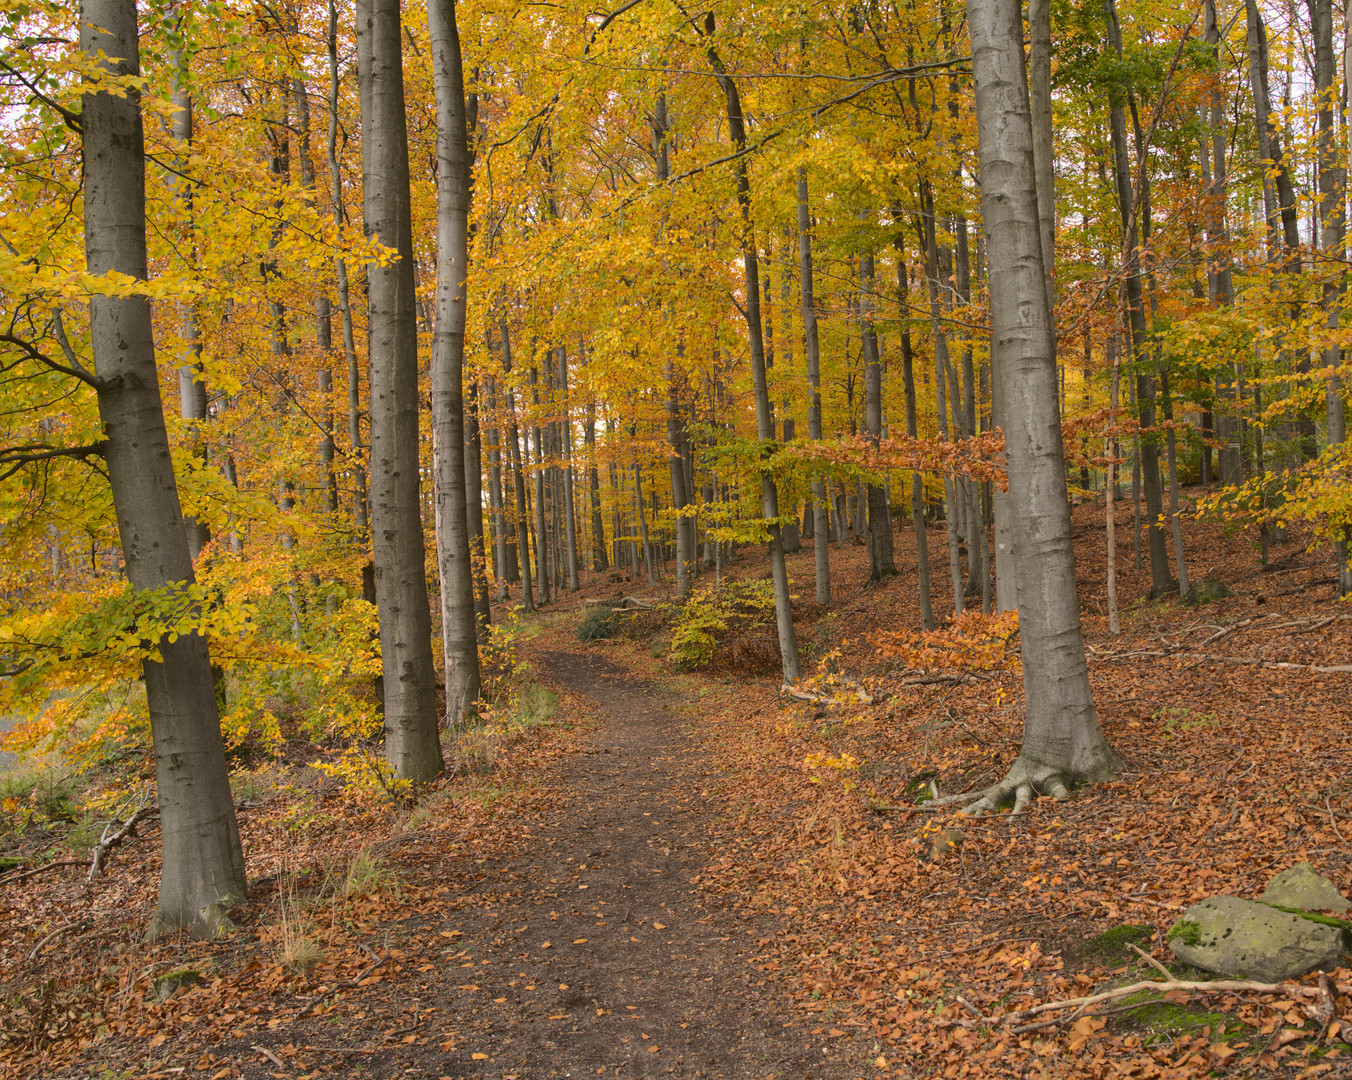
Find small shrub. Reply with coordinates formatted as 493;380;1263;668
668;581;776;670
576;607;619;642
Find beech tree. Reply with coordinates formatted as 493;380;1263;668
955;0;1121;814
428;0;481;727
81;0;246;935
357;0;442;780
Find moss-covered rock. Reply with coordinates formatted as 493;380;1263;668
1168;895;1348;981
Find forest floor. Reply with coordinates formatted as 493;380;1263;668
1;490;1351;1079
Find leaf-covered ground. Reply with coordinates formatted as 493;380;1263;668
1;495;1350;1079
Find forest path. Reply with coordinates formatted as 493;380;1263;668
400;643;871;1079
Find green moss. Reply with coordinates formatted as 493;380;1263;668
1167;919;1203;946
1257;902;1352;931
1086;924;1152;953
1117;992;1243;1044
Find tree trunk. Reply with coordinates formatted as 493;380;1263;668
503;342;535;610
860;239;895;582
797;171;831;605
705;21;801;684
82;0;246;937
357;0;442;779
962;0;1120;812
1309;0;1351;595
169;42;210;563
528;360;550;603
895;245;935;629
1105;0;1170;598
327;0;368;538
427;0;481;726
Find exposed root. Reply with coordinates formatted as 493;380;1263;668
930;759;1074;817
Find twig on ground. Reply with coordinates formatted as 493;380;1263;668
26;920;89;962
1324;798;1348;843
0;859;85;886
295;948;388;1017
1128;942;1172;980
252;1046;285;1068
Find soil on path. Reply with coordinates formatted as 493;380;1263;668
228;644;870;1080
405;646;868;1078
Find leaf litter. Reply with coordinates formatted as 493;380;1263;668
0;503;1349;1078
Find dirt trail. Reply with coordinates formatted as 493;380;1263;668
409;646;869;1079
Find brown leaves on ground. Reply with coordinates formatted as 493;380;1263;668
1;494;1349;1079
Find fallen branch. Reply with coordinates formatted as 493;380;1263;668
963;977;1329;1030
26;920;89;962
89;790;154;880
0;860;85;886
781;681;874;705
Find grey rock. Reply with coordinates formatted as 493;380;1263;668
1261;862;1350;915
1168;895;1348;982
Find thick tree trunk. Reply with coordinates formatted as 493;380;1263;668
82;0;246;937
961;0;1120;813
356;0;443;779
705;22;801;685
428;0;481;726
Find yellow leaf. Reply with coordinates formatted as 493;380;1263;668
472;1052;489;1060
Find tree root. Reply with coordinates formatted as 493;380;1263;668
929;760;1072;817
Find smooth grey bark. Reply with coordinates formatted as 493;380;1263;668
356;0;442;779
953;213;985;602
797;169;830;605
860;239;895;582
428;0;481;726
895;246;934;628
329;0;367;535
957;0;1120;814
1028;0;1055;325
82;0;245;937
705;21;801;684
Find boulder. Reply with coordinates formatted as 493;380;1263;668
1261;862;1350;915
1168;895;1348;982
